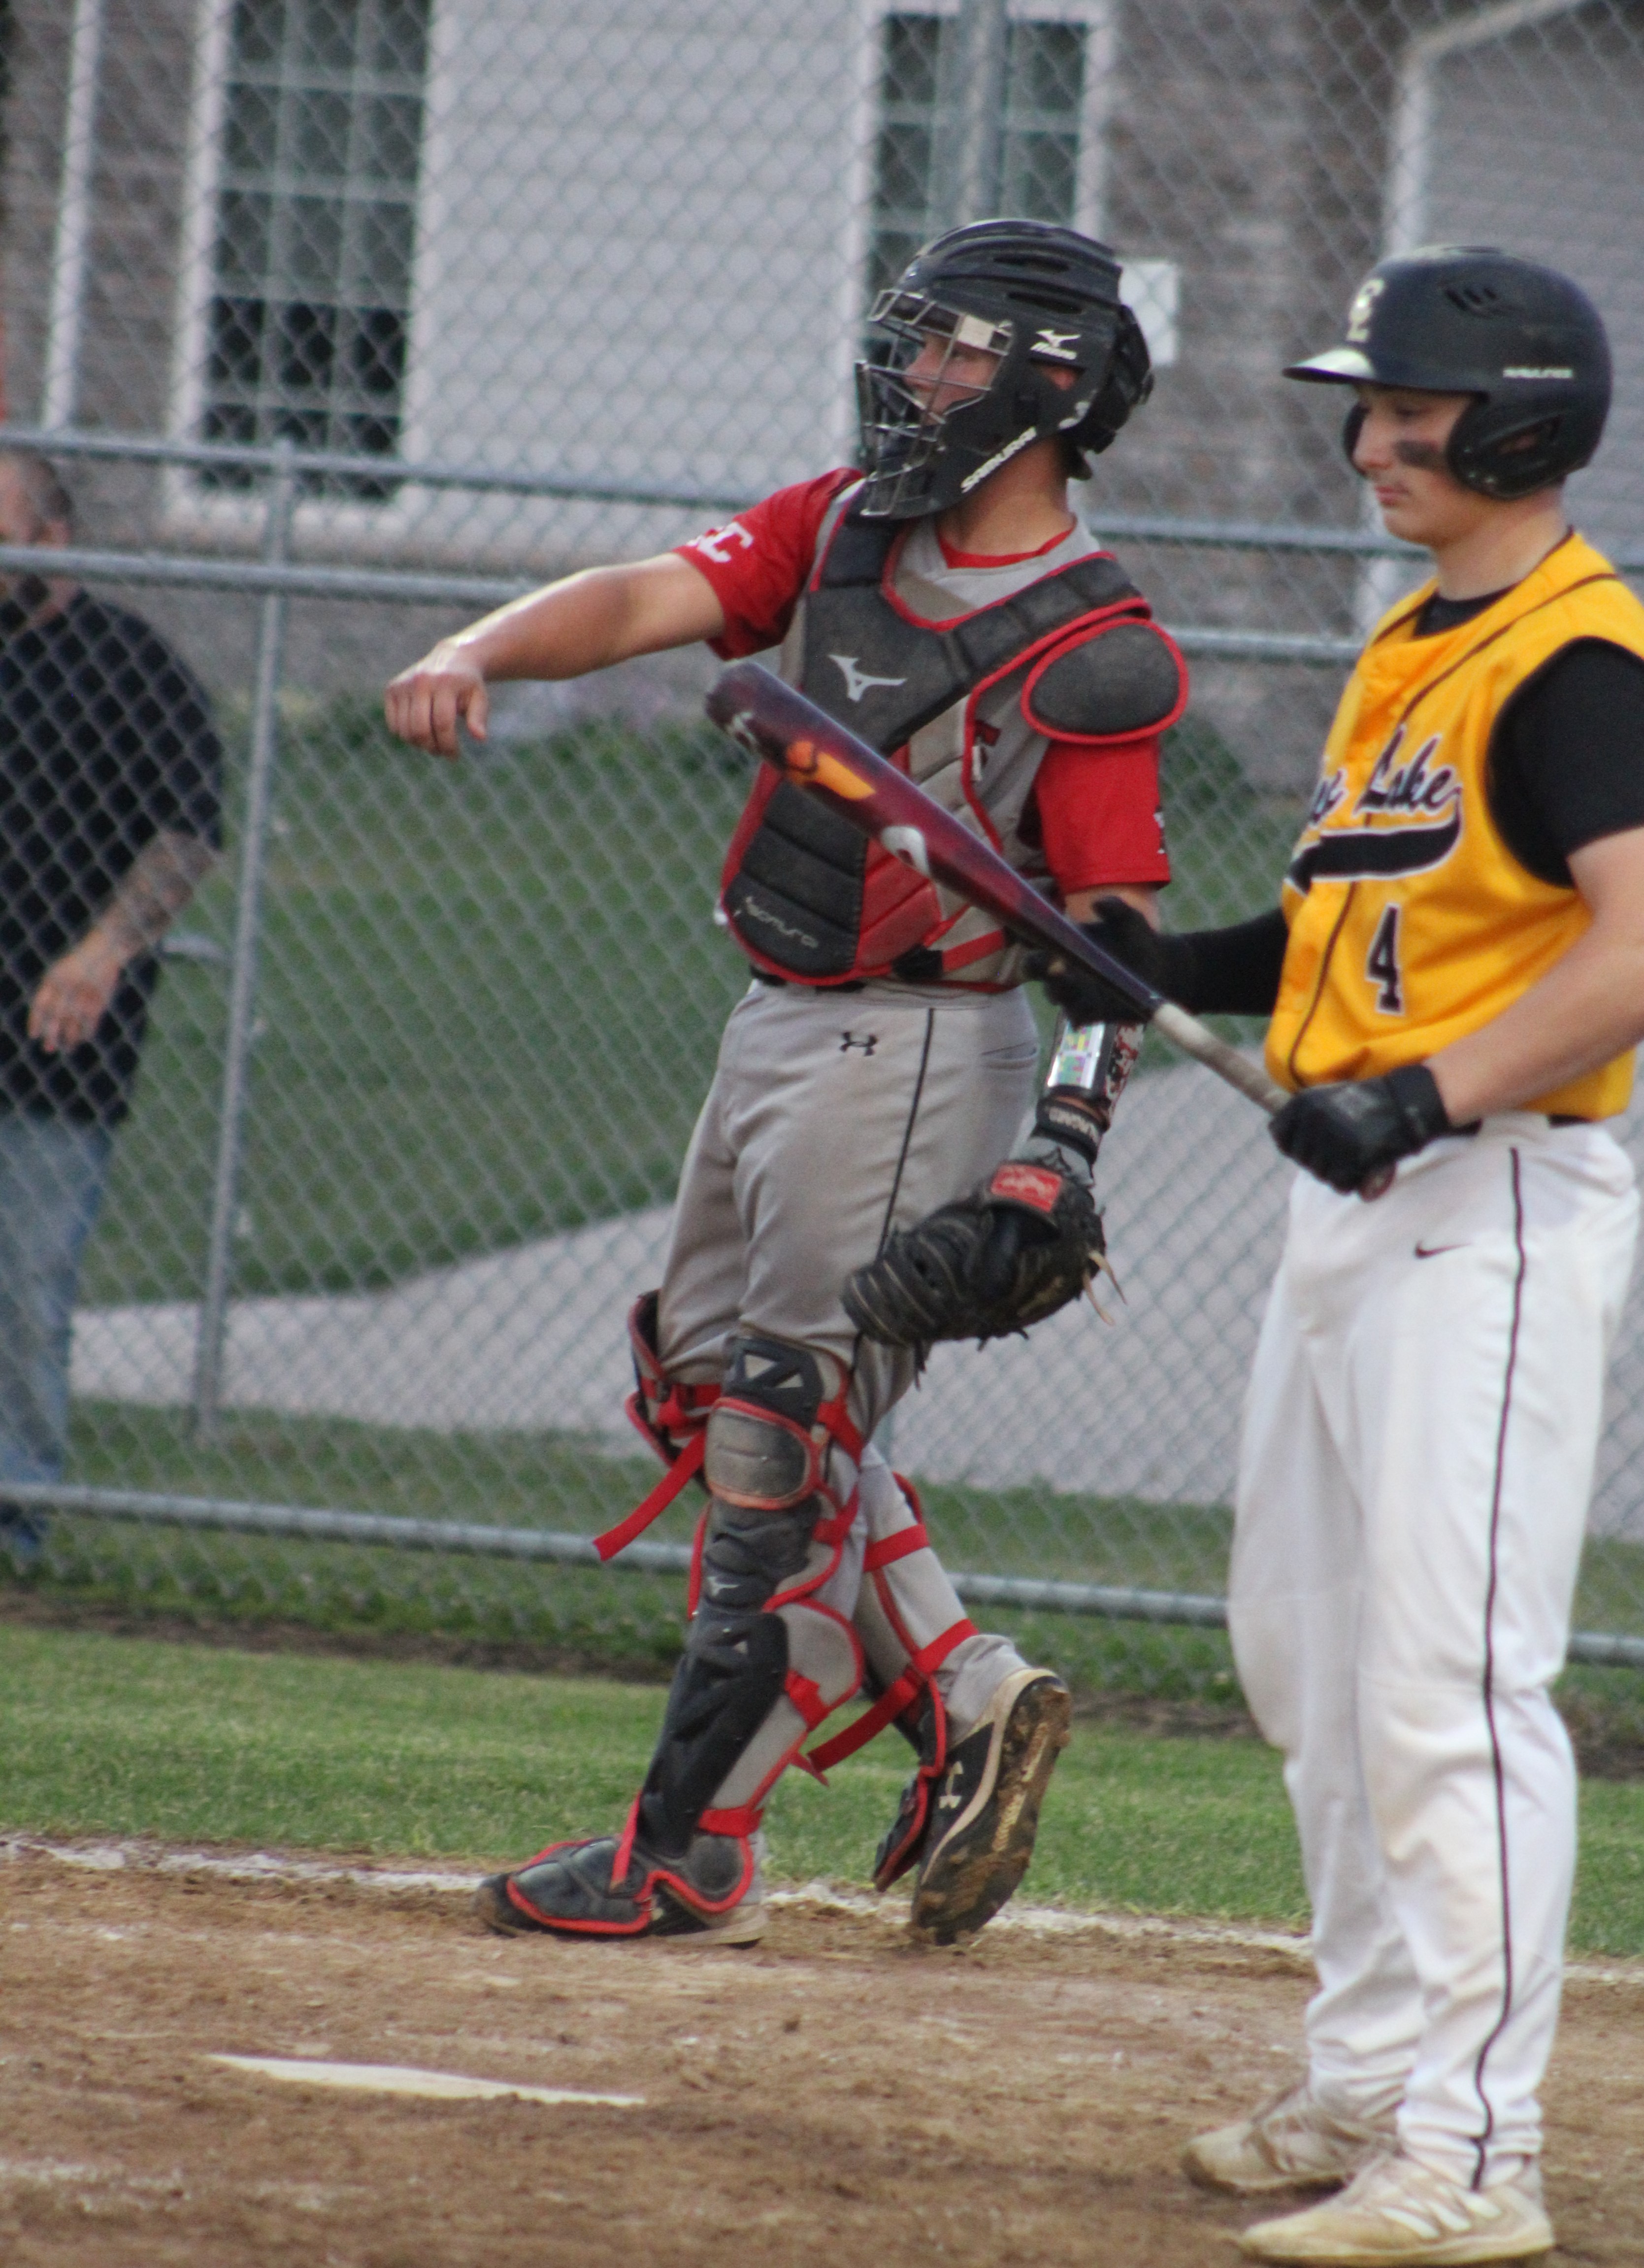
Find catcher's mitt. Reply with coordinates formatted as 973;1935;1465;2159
843;1159;1109;1349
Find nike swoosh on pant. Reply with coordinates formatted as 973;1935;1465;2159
1414;1242;1466;1259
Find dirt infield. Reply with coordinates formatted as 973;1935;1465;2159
1;1851;1640;2267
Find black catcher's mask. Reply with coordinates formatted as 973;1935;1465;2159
854;219;1153;522
1286;245;1611;501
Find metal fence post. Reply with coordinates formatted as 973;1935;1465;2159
191;439;296;1436
937;0;1009;229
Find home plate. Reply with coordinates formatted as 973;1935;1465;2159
208;2055;643;2106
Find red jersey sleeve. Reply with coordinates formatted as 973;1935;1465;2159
1032;734;1172;896
675;469;856;658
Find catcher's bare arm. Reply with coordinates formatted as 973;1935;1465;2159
385;554;724;757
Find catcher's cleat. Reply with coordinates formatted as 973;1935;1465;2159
475;1832;768;1947
1236;2153;1553;2265
907;1666;1071;1944
1184;2079;1397;2196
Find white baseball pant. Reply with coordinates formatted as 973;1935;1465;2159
1231;1114;1637;2184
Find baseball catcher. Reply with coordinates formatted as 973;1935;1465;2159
385;218;1183;1949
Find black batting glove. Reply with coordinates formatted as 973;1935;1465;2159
1026;895;1183;1026
1269;1064;1453;1194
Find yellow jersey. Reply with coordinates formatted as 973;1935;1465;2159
1266;533;1644;1120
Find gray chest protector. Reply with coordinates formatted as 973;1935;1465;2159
718;507;1143;985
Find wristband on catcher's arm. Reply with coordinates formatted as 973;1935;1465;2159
1030;1017;1145;1171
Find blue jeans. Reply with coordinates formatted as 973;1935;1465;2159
0;1111;115;1515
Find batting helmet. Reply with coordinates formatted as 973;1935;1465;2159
1284;246;1611;500
854;220;1153;521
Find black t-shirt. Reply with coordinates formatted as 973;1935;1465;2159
0;593;223;1123
1412;587;1644;884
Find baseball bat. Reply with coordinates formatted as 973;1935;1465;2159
705;660;1288;1121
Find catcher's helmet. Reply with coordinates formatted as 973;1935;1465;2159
854;219;1153;521
1285;246;1610;500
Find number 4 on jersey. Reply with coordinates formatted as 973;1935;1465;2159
1366;904;1404;1014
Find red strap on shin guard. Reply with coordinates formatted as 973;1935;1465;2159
595;1431;706;1563
863;1522;929;1571
697;1803;762;1838
804;1617;978;1774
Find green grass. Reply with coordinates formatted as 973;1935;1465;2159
3;1623;1644;1952
0;1622;1305;1925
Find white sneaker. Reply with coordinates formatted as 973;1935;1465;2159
1184;2078;1396;2195
1237;2153;1554;2265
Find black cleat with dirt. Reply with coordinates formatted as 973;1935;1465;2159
908;1668;1072;1945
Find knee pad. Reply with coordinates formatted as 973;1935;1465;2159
705;1333;852;1512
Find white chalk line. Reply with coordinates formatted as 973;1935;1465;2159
207;2054;643;2107
4;1833;1639;1985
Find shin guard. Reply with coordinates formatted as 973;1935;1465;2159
624;1333;866;1905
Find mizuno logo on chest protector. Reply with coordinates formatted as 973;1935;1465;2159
829;654;907;702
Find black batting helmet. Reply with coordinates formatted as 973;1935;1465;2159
1285;247;1610;501
854;219;1153;521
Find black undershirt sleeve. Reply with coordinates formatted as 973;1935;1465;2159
1159;905;1289;1017
1486;639;1644;885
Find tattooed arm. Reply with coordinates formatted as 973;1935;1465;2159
29;831;219;1055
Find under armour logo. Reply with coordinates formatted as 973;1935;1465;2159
839;1031;878;1055
1033;327;1080;361
830;653;906;703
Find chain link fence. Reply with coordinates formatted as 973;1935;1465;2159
3;0;1644;1695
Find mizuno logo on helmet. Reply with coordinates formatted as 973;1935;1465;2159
1033;328;1081;361
1503;366;1573;379
829;654;907;702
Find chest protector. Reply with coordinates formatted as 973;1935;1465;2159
1267;533;1644;1119
718;490;1167;987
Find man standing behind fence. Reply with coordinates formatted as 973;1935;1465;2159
0;453;223;1566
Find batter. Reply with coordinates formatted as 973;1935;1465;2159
385;221;1182;1947
1040;247;1644;2264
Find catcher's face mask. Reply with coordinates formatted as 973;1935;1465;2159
855;291;1025;520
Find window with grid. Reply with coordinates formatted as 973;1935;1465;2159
866;13;1088;304
204;0;431;491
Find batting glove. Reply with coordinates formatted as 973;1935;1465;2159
1027;897;1186;1025
1270;1064;1453;1194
